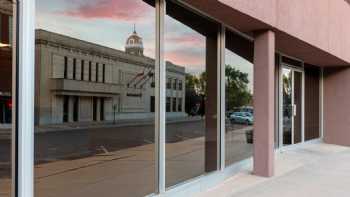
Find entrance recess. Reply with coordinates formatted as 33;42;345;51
280;65;304;147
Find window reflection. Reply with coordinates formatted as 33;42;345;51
225;30;254;166
0;0;14;196
35;0;156;196
165;1;219;187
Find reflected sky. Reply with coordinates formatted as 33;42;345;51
36;0;206;75
36;0;253;77
36;0;155;56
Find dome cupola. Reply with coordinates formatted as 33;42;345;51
125;25;144;56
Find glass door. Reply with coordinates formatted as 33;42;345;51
280;66;304;147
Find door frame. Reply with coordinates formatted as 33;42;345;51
278;62;305;149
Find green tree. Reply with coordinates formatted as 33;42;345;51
185;74;201;114
225;65;252;110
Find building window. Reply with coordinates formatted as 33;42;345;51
92;97;97;121
172;97;177;112
35;0;157;196
225;29;254;166
81;60;85;80
165;0;220;187
166;97;171;112
166;78;171;89
179;80;183;90
0;3;15;194
0;13;10;44
63;95;69;122
73;58;76;80
64;56;68;79
100;98;104;121
150;96;155;112
173;78;177;90
89;61;92;81
102;64;105;83
178;98;182;112
96;63;99;82
73;96;79;122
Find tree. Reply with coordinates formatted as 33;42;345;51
185;74;201;115
225;65;252;110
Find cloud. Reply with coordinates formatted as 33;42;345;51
165;49;205;69
59;0;153;22
166;33;204;47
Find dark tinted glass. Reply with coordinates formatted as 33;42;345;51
0;0;14;196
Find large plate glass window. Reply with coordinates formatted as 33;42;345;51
225;30;254;166
0;0;14;196
164;0;220;187
35;0;156;196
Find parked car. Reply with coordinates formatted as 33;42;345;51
229;112;254;125
240;106;254;114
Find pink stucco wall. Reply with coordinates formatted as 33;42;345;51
324;68;350;146
219;0;350;65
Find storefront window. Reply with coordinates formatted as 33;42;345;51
225;30;254;166
165;0;220;187
35;0;156;196
0;0;14;196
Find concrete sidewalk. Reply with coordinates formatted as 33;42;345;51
196;142;350;197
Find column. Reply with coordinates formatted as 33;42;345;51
253;30;275;177
205;34;218;172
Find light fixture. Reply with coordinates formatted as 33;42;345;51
0;43;11;48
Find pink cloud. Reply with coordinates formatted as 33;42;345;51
166;33;204;47
60;0;152;22
165;50;205;68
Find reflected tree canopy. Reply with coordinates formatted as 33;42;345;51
225;65;252;110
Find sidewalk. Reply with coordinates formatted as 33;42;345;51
196;142;350;197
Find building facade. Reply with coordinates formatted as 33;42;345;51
2;0;350;197
35;29;186;125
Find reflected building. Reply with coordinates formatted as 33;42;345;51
35;29;186;125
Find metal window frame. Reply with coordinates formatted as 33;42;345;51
155;0;166;194
320;67;324;139
17;0;35;197
219;25;226;170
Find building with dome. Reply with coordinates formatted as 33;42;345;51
125;28;144;56
34;29;186;125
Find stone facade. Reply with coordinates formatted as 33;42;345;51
35;29;186;125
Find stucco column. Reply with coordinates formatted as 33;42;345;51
253;30;275;177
